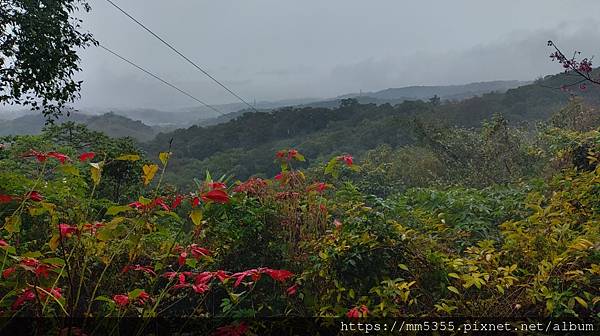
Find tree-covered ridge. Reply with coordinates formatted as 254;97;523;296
145;70;599;187
0;112;159;142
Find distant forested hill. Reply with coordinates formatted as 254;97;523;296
145;71;599;187
338;80;529;101
0;112;157;141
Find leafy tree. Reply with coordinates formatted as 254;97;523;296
0;0;96;119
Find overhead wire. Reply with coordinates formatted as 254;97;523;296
104;0;259;113
99;43;223;115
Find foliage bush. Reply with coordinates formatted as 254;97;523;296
0;119;599;333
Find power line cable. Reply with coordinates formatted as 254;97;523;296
105;0;259;113
99;43;223;115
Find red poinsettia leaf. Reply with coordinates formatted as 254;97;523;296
0;194;13;203
113;294;129;307
26;191;43;202
264;269;294;282
47;152;70;164
201;189;230;204
171;195;184;209
78;152;95;162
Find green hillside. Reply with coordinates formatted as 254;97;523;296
146;71;599;188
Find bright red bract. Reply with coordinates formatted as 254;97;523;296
78;152;95;162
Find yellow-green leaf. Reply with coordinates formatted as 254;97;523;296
4;215;21;233
49;234;60;251
190;209;203;226
447;286;460;295
574;296;588;309
116;154;140;161
159;152;171;166
90;162;102;186
58;164;80;176
106;205;132;216
29;206;48;217
142;164;159;186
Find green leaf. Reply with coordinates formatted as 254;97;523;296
398;263;409;271
42;257;66;266
106;205;132;216
116;154;140;161
21;251;43;258
324;157;339;178
128;288;145;300
94;295;113;303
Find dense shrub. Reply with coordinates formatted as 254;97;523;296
0;122;599;334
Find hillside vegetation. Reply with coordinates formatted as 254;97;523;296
146;71;599;188
1;69;600;333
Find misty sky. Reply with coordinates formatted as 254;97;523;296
35;1;600;109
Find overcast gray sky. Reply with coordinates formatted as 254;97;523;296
68;0;600;109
